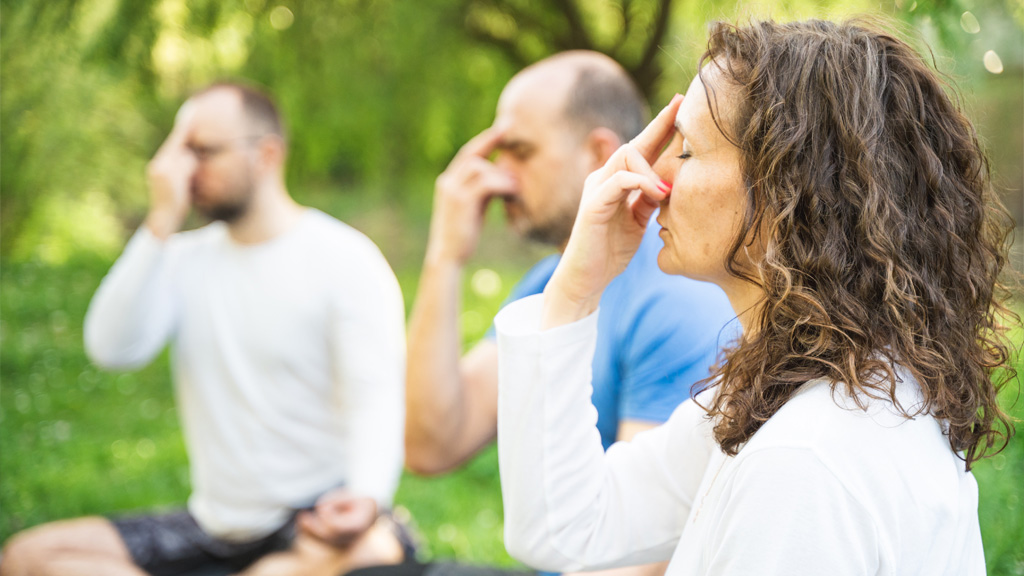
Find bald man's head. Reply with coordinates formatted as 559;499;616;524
491;51;648;248
513;51;648;143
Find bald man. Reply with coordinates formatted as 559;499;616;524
2;83;409;576
399;52;736;576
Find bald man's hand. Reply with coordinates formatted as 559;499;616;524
145;103;198;240
427;126;518;266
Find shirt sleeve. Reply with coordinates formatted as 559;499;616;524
83;226;180;370
484;254;560;340
706;447;880;575
496;294;713;572
329;241;406;509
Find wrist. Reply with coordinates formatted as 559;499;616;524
541;276;602;330
423;243;468;270
144;209;185;240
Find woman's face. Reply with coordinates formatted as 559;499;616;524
655;68;753;291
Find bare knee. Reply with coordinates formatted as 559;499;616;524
3;526;54;576
1;517;127;576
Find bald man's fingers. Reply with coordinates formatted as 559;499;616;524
473;171;518;199
630;93;683;164
460;157;516;193
454;125;506;163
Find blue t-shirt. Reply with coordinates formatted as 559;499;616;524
489;219;738;450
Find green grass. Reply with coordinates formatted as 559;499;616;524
2;232;1023;573
974;371;1024;575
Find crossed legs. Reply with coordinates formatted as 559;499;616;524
1;515;404;576
1;517;145;576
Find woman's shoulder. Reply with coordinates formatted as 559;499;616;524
723;375;979;570
735;375;968;500
745;376;941;450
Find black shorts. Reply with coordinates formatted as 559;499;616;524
111;509;417;576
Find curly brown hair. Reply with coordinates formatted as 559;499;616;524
696;18;1018;470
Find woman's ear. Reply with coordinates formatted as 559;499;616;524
585;127;622;171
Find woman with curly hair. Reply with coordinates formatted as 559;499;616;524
494;18;1016;575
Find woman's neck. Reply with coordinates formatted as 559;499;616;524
720;278;764;335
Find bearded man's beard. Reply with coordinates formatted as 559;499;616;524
193;175;256;224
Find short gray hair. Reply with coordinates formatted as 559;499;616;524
564;65;647;142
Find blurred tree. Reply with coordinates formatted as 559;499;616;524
461;0;674;95
0;0;1020;262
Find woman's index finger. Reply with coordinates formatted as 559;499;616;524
630;93;683;164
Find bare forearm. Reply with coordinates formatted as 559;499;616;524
405;256;470;472
406;124;514;473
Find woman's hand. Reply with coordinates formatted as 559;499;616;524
541;94;682;329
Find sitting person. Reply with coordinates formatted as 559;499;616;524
495;18;1014;575
2;82;409;576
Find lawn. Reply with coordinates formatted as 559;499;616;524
1;205;1022;574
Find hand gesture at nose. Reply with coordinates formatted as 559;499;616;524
427;126;518;266
542;95;682;329
145;103;199;240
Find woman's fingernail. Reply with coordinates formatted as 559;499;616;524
658;180;672;194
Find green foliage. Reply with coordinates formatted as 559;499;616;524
3;0;1021;263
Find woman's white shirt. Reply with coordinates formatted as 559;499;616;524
495;294;984;576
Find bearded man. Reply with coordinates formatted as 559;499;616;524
3;82;410;576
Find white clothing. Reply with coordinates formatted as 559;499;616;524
85;209;406;540
495;294;985;576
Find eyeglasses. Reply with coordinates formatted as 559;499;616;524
187;135;266;162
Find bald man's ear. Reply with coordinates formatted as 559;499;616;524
584;127;622;171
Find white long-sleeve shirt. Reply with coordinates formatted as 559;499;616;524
85;209;406;540
495;294;985;576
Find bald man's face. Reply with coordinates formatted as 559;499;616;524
183;90;262;222
492;73;592;247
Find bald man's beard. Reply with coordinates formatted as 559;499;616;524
504;196;578;248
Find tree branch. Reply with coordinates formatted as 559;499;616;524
632;0;673;95
464;22;532;68
610;0;634;55
550;0;594;49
